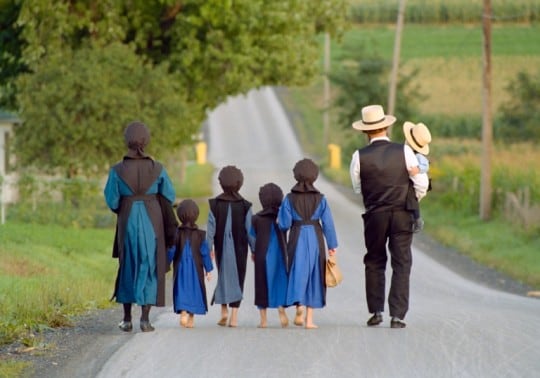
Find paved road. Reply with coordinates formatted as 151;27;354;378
97;87;540;378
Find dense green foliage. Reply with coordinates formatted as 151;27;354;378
16;42;192;177
497;70;540;141
1;0;348;177
0;0;26;110
330;51;424;156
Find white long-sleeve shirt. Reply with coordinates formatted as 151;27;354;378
349;136;429;201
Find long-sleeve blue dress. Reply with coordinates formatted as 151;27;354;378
250;214;288;309
104;161;175;306
168;235;213;315
278;194;338;309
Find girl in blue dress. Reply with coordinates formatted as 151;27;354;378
278;158;338;329
250;183;289;328
168;199;213;328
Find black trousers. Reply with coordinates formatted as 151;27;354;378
362;209;413;319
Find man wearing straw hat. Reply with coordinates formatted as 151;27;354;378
349;105;429;328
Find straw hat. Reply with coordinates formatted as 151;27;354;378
352;105;396;131
403;121;431;155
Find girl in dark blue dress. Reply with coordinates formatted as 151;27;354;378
168;199;213;328
251;183;289;328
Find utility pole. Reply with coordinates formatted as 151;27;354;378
388;0;406;115
323;32;331;148
480;0;492;221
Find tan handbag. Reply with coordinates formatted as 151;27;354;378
325;255;343;287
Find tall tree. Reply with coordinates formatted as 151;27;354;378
16;43;192;177
330;53;423;159
0;0;27;110
13;0;348;176
497;70;540;141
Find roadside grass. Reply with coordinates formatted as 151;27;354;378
0;360;29;378
0;161;215;375
422;201;540;288
0;224;115;347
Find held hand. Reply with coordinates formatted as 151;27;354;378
408;166;420;176
206;272;212;281
328;248;336;256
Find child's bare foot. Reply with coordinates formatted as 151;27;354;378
294;306;304;326
228;308;238;327
278;307;289;328
186;313;194;328
305;307;316;329
217;305;228;326
258;309;267;328
180;311;188;327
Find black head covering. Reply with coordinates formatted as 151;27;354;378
258;183;283;216
124;121;150;159
217;165;244;201
176;199;199;229
291;158;320;193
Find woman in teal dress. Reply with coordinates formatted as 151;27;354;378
104;121;176;332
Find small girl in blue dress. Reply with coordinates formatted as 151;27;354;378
168;199;213;328
250;183;289;328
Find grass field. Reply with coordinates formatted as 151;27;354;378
282;22;540;290
332;24;540;115
348;0;540;24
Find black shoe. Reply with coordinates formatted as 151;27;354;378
413;218;424;233
140;320;155;332
367;313;383;326
390;318;406;328
118;320;133;332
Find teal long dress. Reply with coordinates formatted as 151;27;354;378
104;167;175;305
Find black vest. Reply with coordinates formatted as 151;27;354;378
358;140;410;213
208;198;251;264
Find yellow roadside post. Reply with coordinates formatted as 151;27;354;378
328;143;341;170
195;142;207;165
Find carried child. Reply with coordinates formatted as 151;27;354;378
403;121;432;232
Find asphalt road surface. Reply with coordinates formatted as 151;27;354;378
96;87;540;378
